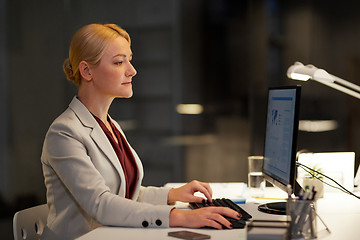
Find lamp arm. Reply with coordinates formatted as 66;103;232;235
313;75;360;100
331;74;360;93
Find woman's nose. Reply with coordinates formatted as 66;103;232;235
127;62;137;77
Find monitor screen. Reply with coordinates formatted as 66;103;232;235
259;85;301;215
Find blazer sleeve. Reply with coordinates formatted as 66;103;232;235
42;119;174;228
137;186;172;205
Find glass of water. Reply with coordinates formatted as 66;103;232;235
248;156;266;197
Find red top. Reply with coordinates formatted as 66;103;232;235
93;115;139;199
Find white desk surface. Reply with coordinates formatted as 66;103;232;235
76;183;360;240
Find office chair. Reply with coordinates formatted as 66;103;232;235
13;204;48;240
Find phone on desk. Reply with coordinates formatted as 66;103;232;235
168;230;211;240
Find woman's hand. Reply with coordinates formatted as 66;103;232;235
168;180;213;204
169;207;241;229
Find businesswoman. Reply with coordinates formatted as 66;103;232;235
41;23;240;239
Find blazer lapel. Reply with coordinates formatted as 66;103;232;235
68;97;126;194
111;119;144;199
90;128;125;174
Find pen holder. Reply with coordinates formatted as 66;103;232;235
287;199;317;239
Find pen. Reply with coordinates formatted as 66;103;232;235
307;191;313;201
311;191;317;200
299;188;306;200
303;187;310;200
286;184;292;199
309;203;315;238
311;186;317;200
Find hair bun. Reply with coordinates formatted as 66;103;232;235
63;58;75;82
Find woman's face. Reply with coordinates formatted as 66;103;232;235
89;36;137;98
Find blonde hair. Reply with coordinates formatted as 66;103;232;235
63;23;130;87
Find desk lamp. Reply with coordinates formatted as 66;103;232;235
287;61;360;186
287;61;360;99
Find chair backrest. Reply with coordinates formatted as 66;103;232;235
13;204;48;240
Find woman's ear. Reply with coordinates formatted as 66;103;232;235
79;61;92;81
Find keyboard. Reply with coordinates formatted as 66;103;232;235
189;198;252;229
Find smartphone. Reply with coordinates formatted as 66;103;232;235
168;230;211;240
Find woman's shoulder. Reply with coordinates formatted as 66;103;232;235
45;107;81;138
50;97;95;129
51;107;78;126
46;98;92;135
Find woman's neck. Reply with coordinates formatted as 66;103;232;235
77;88;114;123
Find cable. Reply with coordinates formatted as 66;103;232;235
297;162;351;195
296;162;360;200
298;164;347;193
297;162;360;199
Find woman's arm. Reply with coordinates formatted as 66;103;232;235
167;180;241;229
167;180;213;204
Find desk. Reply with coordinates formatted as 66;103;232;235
76;183;360;240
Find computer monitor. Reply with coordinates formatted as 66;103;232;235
258;85;302;215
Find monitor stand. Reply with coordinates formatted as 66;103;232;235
258;201;287;215
257;181;303;215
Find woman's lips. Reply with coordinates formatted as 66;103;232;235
122;81;132;85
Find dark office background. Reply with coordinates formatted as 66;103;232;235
1;0;360;238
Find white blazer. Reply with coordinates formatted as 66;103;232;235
41;97;174;240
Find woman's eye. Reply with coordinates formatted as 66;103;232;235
115;61;123;65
